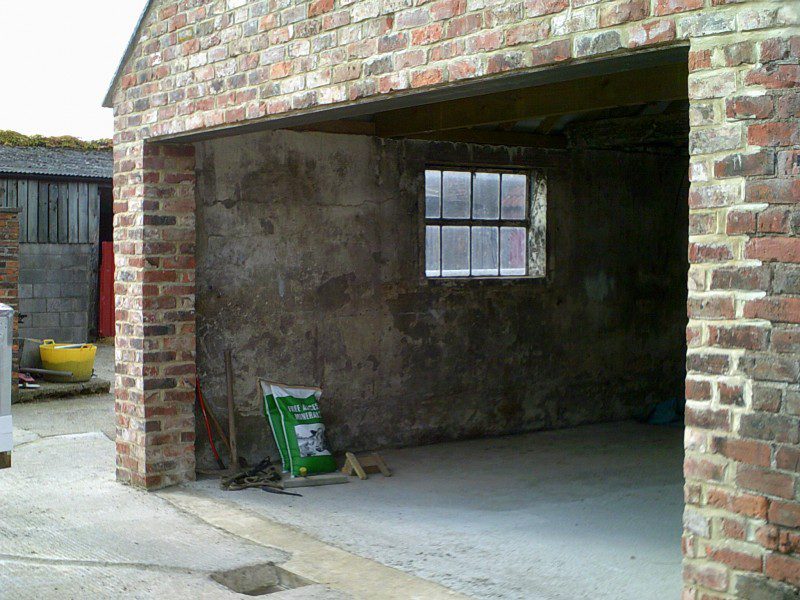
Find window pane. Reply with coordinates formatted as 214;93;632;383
501;173;527;220
442;171;471;219
425;170;441;218
471;226;499;276
441;226;470;277
472;172;499;220
500;227;527;276
425;226;440;277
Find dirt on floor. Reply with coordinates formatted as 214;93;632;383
6;346;684;600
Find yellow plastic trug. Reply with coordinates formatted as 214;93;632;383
38;340;97;383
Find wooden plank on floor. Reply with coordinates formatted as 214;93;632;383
281;473;350;488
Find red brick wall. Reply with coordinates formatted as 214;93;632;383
683;32;800;599
109;1;800;596
0;208;19;400
113;143;196;489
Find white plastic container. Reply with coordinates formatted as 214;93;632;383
0;304;12;454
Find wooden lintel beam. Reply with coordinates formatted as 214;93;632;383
374;62;688;138
404;128;566;149
289;120;376;136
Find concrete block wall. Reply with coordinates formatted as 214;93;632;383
19;244;97;343
193;129;690;471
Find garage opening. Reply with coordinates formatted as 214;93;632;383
191;52;690;599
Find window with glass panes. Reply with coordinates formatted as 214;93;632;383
424;168;532;278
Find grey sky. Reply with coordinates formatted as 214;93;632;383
0;1;148;140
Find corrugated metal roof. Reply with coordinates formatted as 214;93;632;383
0;146;112;180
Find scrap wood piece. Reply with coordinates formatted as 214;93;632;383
341;451;391;480
282;472;349;488
0;452;10;469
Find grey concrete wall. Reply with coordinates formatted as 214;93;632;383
19;243;97;342
194;130;689;468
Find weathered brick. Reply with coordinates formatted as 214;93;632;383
686;378;712;401
708;547;762;573
686;406;731;430
740;412;800;444
745;179;800;205
654;0;703;16
682;562;728;592
628;19;675;48
737;465;796;499
714;151;774;178
726;209;756;235
726;95;774;120
771;326;800;354
736;573;800;600
689;242;733;263
684;456;726;482
524;0;567;18
687;295;735;319
712;436;770;467
746;238;800;264
689;182;739;209
773;265;800;294
752;384;783;413
746;64;800;90
748;122;800;147
575;30;622;57
740;351;800;383
599;0;647;27
765;554;800;587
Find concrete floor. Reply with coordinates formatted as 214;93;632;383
5;345;684;599
3;392;460;599
190;422;685;600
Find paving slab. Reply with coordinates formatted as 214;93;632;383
0;432;290;600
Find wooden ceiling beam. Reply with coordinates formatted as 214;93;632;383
288;120;376;135
374;62;688;138
404;128;566;148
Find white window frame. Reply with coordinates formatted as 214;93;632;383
423;167;546;280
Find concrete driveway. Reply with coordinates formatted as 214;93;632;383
2;394;461;600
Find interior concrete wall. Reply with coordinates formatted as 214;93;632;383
194;130;688;467
19;243;98;343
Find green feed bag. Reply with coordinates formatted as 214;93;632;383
260;379;337;477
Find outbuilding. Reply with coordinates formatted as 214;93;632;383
104;1;799;598
0;143;114;342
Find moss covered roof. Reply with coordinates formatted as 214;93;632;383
0;130;112;152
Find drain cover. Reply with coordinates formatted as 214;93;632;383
211;563;312;596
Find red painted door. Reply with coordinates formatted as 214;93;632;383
98;241;115;338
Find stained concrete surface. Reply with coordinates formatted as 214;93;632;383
188;421;685;600
194;130;689;469
3;398;344;599
4;382;462;599
5;349;684;599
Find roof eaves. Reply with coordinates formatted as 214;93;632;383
102;0;156;109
